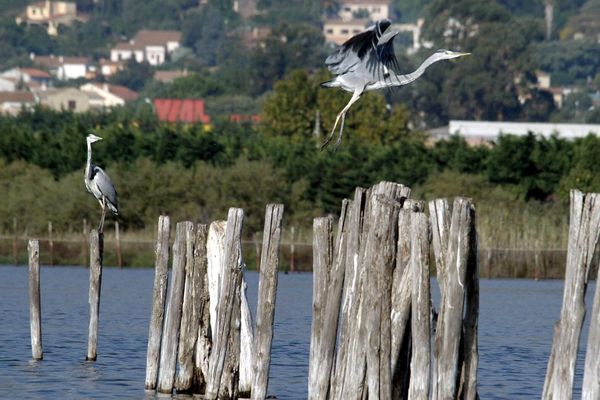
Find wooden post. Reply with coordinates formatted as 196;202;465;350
205;208;245;400
543;190;600;399
239;276;255;397
157;221;194;394
176;223;204;393
430;197;474;400
28;239;43;360
13;217;18;265
194;224;212;394
290;226;296;273
408;212;430;399
48;222;54;266
145;215;171;390
313;201;351;398
363;182;410;400
252;204;284;400
583;274;600;398
254;232;260;273
330;188;367;400
115;221;123;268
308;216;333;400
82;219;88;267
86;229;103;361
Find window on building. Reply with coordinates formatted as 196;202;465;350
341;29;349;34
68;100;76;110
326;29;333;34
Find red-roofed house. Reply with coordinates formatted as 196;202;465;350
1;67;53;89
0;91;35;115
15;1;83;36
153;99;211;124
31;54;93;80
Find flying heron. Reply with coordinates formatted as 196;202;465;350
320;19;470;149
84;133;118;233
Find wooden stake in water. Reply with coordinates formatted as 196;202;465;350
145;215;171;390
28;239;43;360
252;204;284;400
205;208;245;399
157;221;194;394
86;229;103;361
543;190;600;399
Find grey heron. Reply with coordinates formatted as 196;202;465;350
84;133;118;233
320;19;470;149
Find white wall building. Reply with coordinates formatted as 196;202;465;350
110;30;181;66
338;0;390;21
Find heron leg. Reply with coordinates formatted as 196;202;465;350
98;198;106;234
321;89;363;150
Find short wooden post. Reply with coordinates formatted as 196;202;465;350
543;190;600;399
408;212;430;399
48;222;54;266
176;223;204;393
115;221;122;268
308;216;333;400
205;208;245;400
13;217;18;265
157;221;194;394
252;204;284;400
254;232;261;272
28;239;43;360
86;229;103;361
144;215;171;390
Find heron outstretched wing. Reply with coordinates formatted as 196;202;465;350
325;19;393;77
90;165;118;213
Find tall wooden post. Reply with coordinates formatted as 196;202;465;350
86;230;103;361
145;215;171;390
252;204;284;400
28;239;43;360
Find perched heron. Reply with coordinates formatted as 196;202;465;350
84;134;118;233
320;19;470;149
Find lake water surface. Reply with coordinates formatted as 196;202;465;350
0;266;595;399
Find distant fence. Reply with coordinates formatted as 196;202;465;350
0;234;571;278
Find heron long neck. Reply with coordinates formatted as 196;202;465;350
372;53;444;90
85;140;92;176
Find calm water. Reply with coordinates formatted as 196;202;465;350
0;265;595;399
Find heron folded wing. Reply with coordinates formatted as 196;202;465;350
92;166;119;213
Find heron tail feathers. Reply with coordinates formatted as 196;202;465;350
320;79;338;88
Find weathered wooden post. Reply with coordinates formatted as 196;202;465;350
430;197;477;400
308;216;333;400
543;190;600;399
408;212;431;399
252;204;284;400
363;182;410;400
583;272;600;399
145;215;171;390
157;221;194;393
330;188;367;400
82;219;88;267
115;221;123;268
86;229;103;361
28;239;43;360
48;222;54;266
176;224;208;393
311;201;351;398
205;208;245;400
194;224;212;394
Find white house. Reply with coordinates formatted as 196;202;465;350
15;1;81;36
0;77;17;92
80;82;139;107
31;54;92;80
110;30;182;66
323;19;369;45
0;91;35;115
